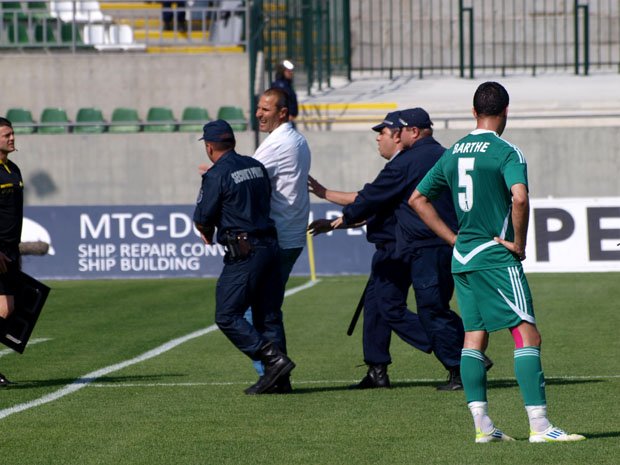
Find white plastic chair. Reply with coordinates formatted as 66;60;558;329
49;1;88;22
81;1;112;23
83;24;107;45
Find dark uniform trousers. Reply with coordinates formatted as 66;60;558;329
363;242;432;365
215;237;287;360
407;244;464;369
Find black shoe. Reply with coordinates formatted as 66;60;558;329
437;367;463;391
484;354;494;372
244;342;295;395
0;372;12;387
349;364;390;390
267;375;293;394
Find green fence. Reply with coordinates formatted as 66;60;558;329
349;0;620;78
250;0;350;97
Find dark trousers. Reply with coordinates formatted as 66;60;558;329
362;244;432;365
407;244;464;369
161;1;186;25
215;240;286;360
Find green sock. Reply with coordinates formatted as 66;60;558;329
461;349;487;403
514;347;547;406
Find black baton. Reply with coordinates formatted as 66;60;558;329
347;278;370;336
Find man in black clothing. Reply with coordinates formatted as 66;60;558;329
271;60;299;122
193;119;295;395
0;117;23;387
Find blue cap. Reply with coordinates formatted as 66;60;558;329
199;119;236;143
372;111;402;132
398;107;433;128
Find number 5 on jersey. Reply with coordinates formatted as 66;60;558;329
458;158;475;212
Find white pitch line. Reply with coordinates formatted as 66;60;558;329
0;338;52;358
0;279;320;421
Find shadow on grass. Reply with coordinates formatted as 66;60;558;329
281;377;604;395
5;373;185;390
486;377;604;389
580;431;620;439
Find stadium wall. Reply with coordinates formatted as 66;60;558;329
15;127;620;207
0;54;249;122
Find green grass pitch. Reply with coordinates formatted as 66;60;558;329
0;273;618;464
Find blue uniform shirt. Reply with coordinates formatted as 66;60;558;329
342;136;457;251
193;150;277;246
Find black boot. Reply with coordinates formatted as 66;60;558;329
437;366;463;391
349;364;390;389
244;342;295;395
267;374;293;394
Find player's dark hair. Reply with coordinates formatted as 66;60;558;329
473;81;509;116
0;117;13;128
264;87;290;111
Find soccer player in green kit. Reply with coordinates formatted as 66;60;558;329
409;82;585;444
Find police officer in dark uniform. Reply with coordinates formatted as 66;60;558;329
0;117;23;387
310;109;490;390
193;119;295;395
308;111;434;389
392;108;469;390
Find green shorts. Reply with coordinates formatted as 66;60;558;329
454;265;535;332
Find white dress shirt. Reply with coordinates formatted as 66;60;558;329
253;122;311;249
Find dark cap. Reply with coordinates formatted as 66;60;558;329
199;119;236;143
372;111;402;132
398;107;433;128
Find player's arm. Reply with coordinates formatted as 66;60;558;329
409;189;457;247
308;175;357;206
494;183;529;260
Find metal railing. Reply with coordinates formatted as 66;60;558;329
0;0;247;51
250;0;350;96
349;0;620;78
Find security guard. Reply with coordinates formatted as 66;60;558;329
193;119;295;395
308;111;433;389
391;108;468;390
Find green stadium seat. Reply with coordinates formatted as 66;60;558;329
144;107;176;132
26;1;50;20
217;106;246;131
7;22;29;44
109;107;141;133
34;21;57;44
1;2;26;21
179;106;210;133
5;107;35;134
60;22;83;44
74;107;106;134
39;107;70;134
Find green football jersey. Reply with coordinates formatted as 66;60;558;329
417;129;528;272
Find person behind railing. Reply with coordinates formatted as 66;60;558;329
271;60;299;123
160;1;187;31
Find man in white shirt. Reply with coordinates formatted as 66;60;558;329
245;87;311;392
